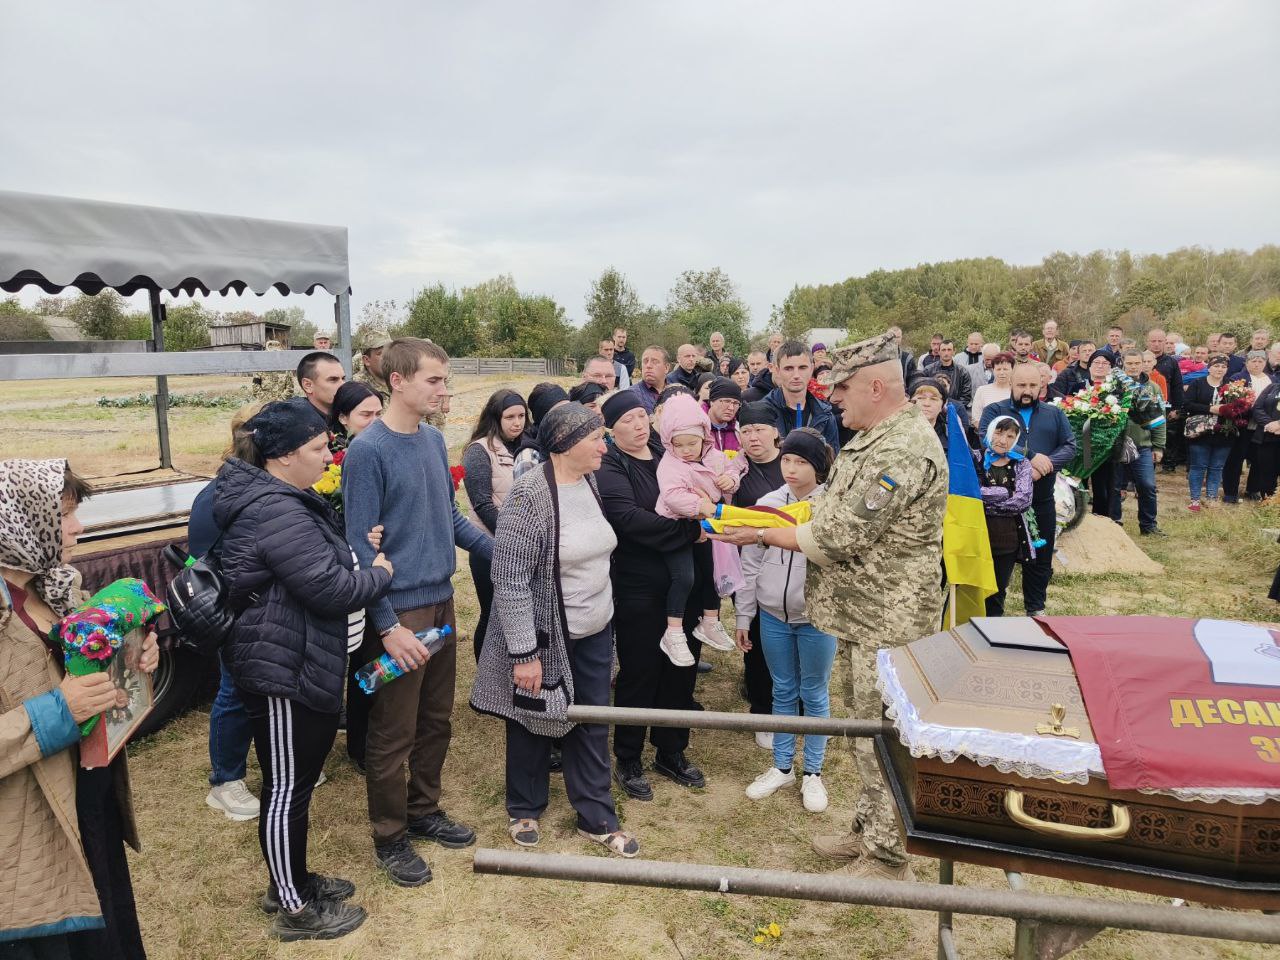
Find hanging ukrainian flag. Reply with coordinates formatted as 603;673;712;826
942;403;997;627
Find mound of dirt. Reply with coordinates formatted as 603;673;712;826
1053;514;1164;576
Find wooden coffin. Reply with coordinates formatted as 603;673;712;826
877;617;1280;909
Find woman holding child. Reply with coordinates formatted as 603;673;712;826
595;391;710;801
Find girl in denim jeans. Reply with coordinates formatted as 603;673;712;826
734;427;836;813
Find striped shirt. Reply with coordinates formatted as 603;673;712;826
347;549;366;652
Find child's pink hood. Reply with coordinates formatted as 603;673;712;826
659;393;711;457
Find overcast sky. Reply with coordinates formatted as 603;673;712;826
3;2;1278;334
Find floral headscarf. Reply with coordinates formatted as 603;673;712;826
0;459;79;618
983;416;1027;472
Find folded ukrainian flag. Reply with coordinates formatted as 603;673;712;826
701;500;813;533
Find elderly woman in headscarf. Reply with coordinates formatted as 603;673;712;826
973;417;1037;616
470;403;639;859
1;459;158;958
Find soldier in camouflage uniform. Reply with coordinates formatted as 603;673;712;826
251;340;298;402
713;330;947;881
356;331;448;430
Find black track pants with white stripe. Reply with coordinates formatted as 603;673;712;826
242;693;338;912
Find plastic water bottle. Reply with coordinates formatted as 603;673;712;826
356;625;453;694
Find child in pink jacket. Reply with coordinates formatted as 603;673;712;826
655;393;746;665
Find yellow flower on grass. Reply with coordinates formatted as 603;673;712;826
767;923;781;938
752;934;766;944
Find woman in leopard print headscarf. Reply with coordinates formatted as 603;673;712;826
1;457;154;957
0;458;81;618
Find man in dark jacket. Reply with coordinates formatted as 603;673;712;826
762;340;840;450
930;340;974;414
612;327;636;378
1147;328;1186;471
1054;339;1094;398
666;344;701;389
745;352;775;402
979;363;1076;617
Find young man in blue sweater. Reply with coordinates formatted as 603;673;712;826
343;338;494;887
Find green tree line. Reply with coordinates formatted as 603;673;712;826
368;266;753;362
9;245;1279;358
774;246;1280;349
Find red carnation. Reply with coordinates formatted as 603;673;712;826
449;464;465;491
332;449;346;466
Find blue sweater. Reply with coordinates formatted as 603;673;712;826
342;419;493;631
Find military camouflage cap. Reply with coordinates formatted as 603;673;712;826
817;330;900;386
357;327;395;352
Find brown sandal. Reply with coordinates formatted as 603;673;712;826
508;818;540;847
577;828;639;858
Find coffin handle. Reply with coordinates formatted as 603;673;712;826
1004;789;1131;841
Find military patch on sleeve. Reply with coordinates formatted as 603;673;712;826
863;474;898;511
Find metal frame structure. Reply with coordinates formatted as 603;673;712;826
0;191;353;470
469;705;1280;959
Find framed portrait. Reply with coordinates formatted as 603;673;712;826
80;627;154;769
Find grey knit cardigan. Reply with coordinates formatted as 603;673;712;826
469;460;608;738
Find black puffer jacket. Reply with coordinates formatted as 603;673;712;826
212;458;391;714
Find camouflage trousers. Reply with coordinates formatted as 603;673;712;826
843;639;907;866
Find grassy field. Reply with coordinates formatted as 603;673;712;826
8;376;1280;959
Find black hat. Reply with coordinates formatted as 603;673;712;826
528;383;570;424
708;378;742;403
908;374;948;399
568;381;607;407
602;390;645;428
246;398;328;460
692;372;716;394
1086;349;1114;368
737;401;780;429
780;427;833;483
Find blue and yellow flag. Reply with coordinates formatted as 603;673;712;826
942;403;997;627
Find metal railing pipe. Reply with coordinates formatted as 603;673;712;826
472;850;1280;945
565;704;889;737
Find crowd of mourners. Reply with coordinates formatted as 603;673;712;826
4;318;1276;951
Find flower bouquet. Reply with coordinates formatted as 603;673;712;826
1051;372;1133;480
1217;380;1255;434
55;578;166;736
449;464;465;492
313;448;345;511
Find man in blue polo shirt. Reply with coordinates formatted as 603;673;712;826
978;362;1076;616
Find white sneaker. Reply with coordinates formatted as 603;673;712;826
745;767;796;800
754;731;774;750
206;779;260;821
802;773;829;812
659;628;696;667
693;619;736;652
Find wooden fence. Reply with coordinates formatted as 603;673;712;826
449;357;572;377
